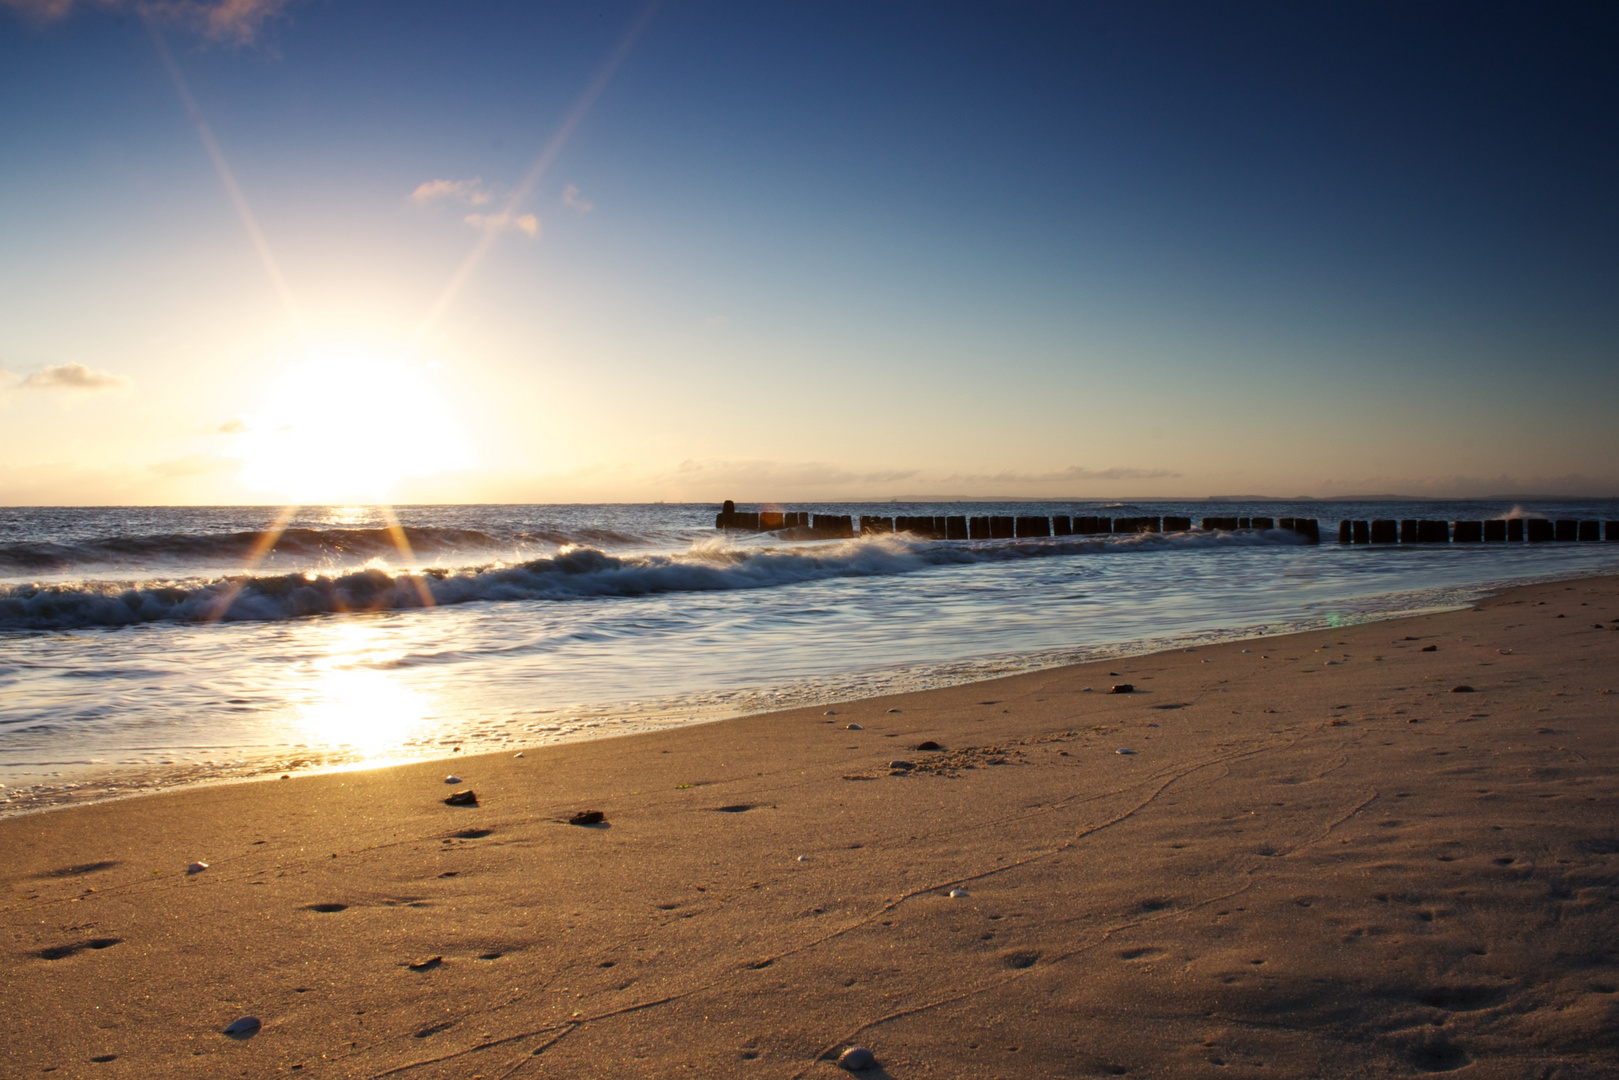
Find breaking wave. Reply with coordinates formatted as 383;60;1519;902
0;529;1310;631
0;524;649;575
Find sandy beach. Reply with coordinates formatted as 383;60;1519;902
4;574;1618;1078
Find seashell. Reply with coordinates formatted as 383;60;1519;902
846;723;863;731
444;775;462;784
948;887;969;898
1116;747;1136;755
186;861;208;874
222;1016;261;1038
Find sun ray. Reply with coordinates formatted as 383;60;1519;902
205;504;301;622
411;0;662;346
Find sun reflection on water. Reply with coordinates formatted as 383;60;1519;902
294;622;434;761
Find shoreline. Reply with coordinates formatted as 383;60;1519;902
4;574;1618;1076
4;568;1606;818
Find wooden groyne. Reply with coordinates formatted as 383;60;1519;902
713;502;1320;542
1336;518;1619;544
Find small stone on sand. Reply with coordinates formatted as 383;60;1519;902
838;1046;876;1071
569;810;606;825
846;723;863;730
1111;683;1134;694
186;861;208;875
948;887;969;898
915;740;941;751
1451;685;1476;693
444;790;478;806
514;752;524;758
888;760;914;770
824;710;838;716
887;708;901;713
444;775;462;784
407;956;443;971
1116;747;1136;755
223;1016;261;1038
1422;644;1438;652
797;855;809;862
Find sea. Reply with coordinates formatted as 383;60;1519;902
3;499;1617;814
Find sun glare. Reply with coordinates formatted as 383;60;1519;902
295;622;434;760
236;353;474;503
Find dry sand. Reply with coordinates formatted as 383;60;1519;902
4;576;1619;1079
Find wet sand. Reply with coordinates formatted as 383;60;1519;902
3;575;1618;1078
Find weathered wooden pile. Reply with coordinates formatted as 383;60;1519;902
1337;518;1619;544
713;502;1320;541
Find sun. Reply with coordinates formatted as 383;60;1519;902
235;352;474;503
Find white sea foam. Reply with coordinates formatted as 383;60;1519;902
0;531;1310;630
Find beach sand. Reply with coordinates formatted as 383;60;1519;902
3;576;1618;1078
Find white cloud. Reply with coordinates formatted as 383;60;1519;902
217;417;248;433
3;363;131;393
464;212;539;238
0;0;295;46
410;177;492;206
562;184;594;213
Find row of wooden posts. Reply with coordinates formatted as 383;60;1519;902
714;502;1321;541
1338;518;1619;544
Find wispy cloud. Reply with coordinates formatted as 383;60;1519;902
942;465;1182;484
1;0;296;46
658;458;918;489
216;417;248;433
410;177;493;206
2;363;131;393
464;212;539;238
562;184;594;213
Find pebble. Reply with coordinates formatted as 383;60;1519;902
797;855;809;862
407;956;443;971
886;708;901;713
846;723;863;731
1110;683;1134;694
1241;648;1250;653
514;752;524;758
888;760;914;770
838;1046;877;1071
824;710;838;716
568;810;606;825
1082;687;1093;692
947;887;969;898
186;861;209;875
915;740;942;751
444;790;479;806
1116;747;1136;755
1451;685;1476;693
444;775;462;784
222;1016;261;1038
1421;644;1438;652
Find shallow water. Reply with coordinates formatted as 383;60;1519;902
3;499;1616;811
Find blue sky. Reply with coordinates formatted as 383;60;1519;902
1;0;1616;503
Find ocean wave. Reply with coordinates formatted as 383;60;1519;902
0;524;650;574
0;529;1310;631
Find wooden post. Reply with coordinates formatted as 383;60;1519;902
1578;521;1601;541
1163;516;1191;531
1527;519;1553;542
1453;521;1483;543
1607;521;1619;542
1339;521;1352;543
1507;518;1524;541
1370;520;1398;544
1015;516;1051;537
1555;520;1578;542
1352;521;1370;544
946;516;968;540
1051;515;1072;536
1483;520;1506;542
969;517;991;539
1400;520;1419;543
